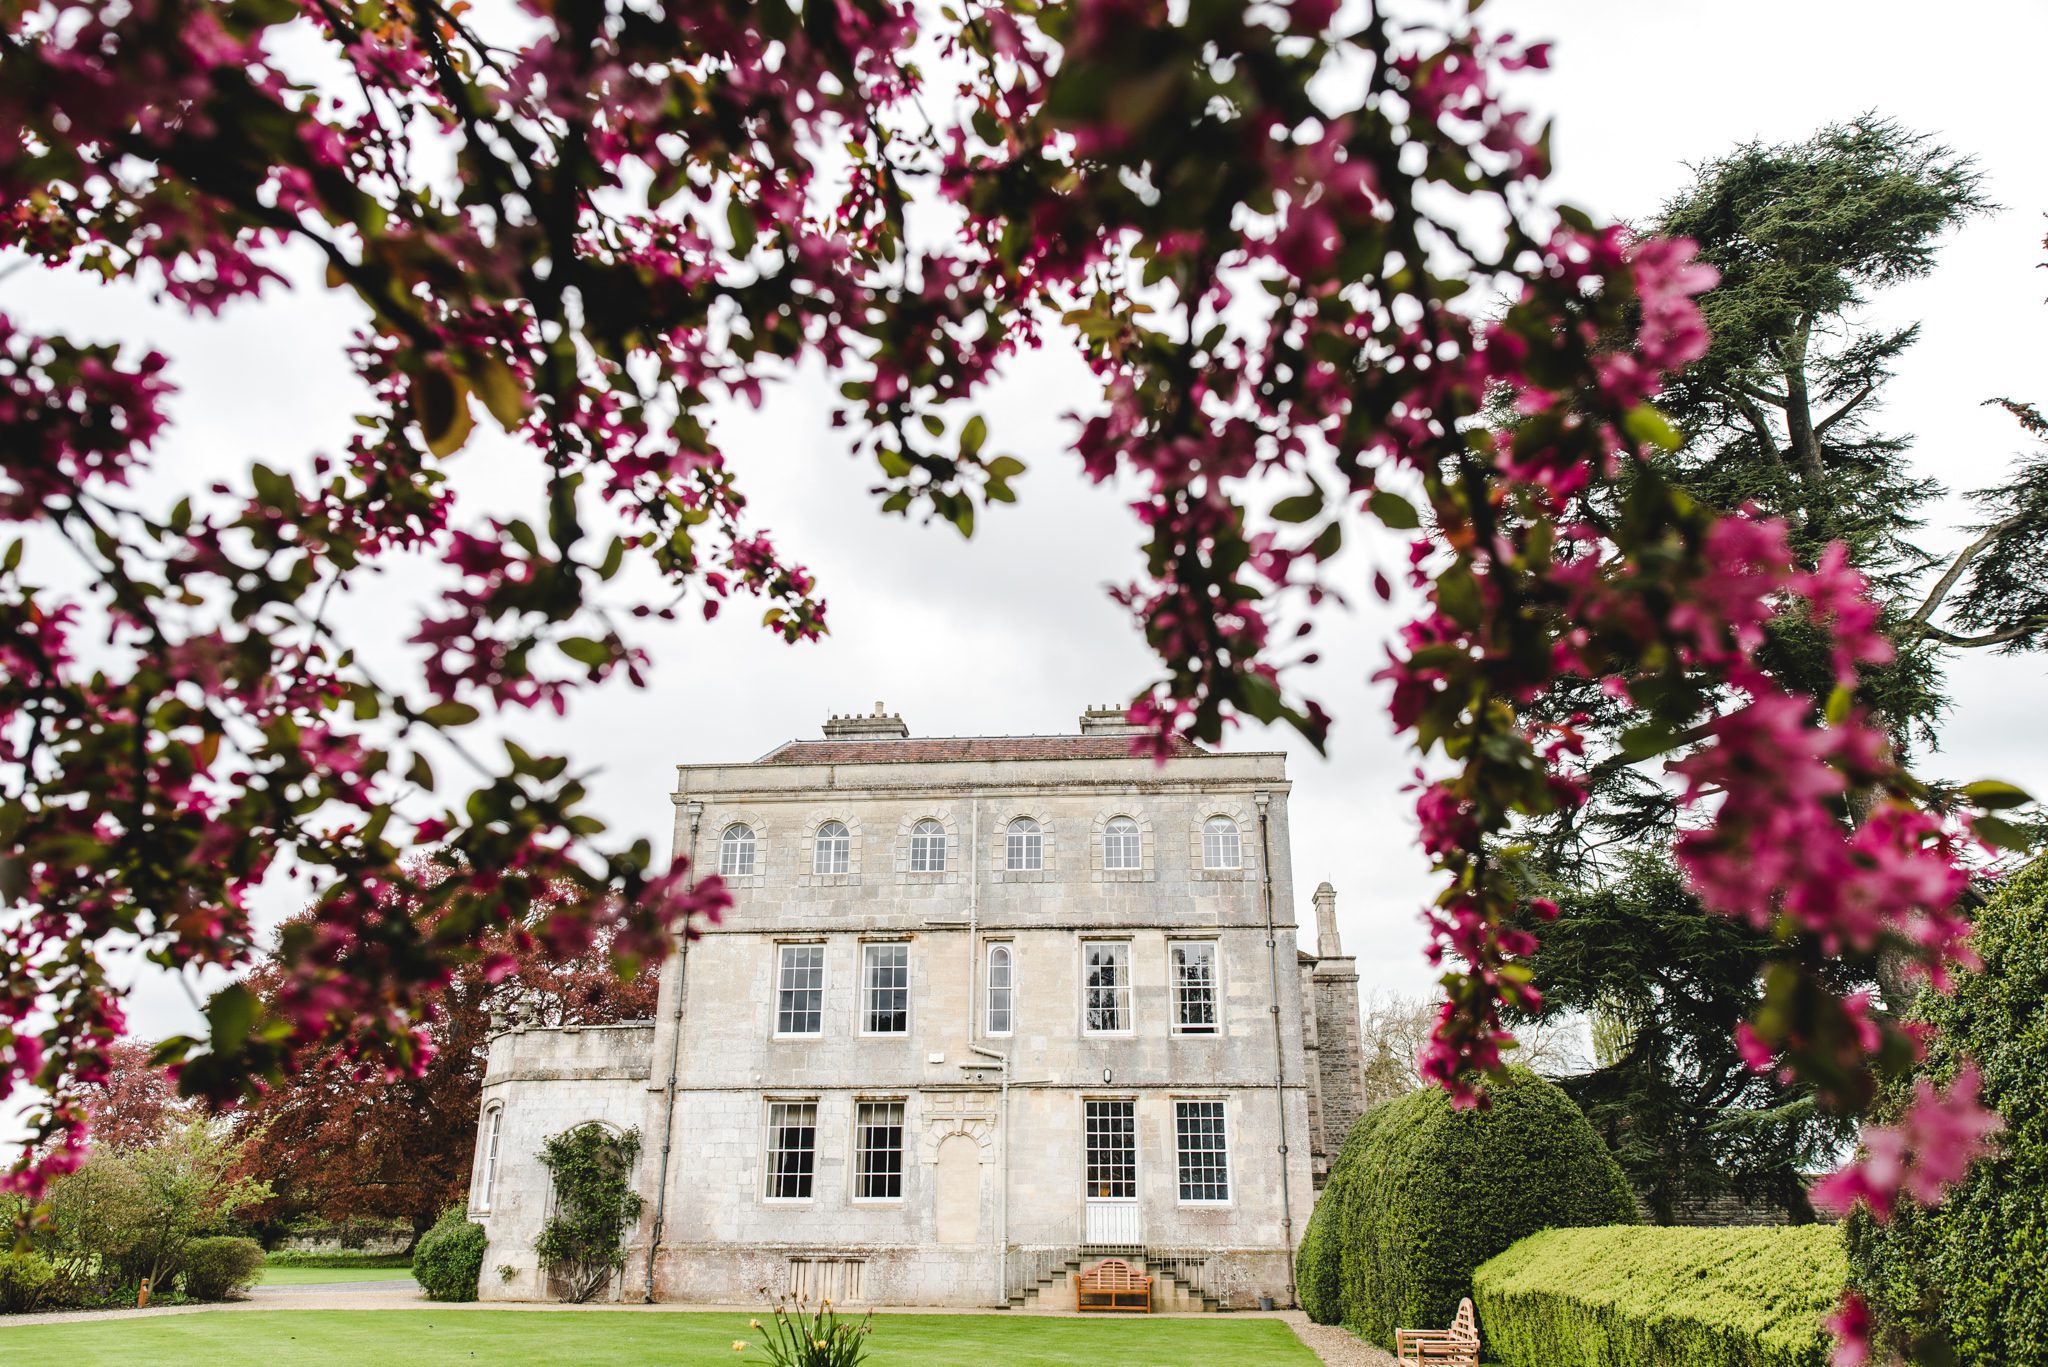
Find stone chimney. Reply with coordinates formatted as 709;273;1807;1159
1313;881;1343;959
1077;703;1143;735
823;702;909;740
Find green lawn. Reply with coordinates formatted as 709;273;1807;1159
255;1265;416;1286
0;1309;1320;1366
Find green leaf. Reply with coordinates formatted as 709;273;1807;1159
416;700;481;728
1974;815;2039;851
560;636;613;667
407;753;436;791
471;355;529;431
415;366;475;458
727;199;758;256
207;984;258;1054
1622;405;1682;452
1963;779;2035;811
1272;489;1324;524
1824;685;1854;726
1369;489;1421;530
961;414;988;460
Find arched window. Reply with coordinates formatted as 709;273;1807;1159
910;819;947;873
476;1104;503;1211
814;821;850;875
1103;817;1142;871
1202;816;1242;870
987;944;1014;1035
720;823;756;877
1005;818;1043;871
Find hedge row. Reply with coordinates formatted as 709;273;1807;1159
1848;856;2048;1365
264;1249;413;1269
1473;1225;1845;1367
1297;1066;1638;1349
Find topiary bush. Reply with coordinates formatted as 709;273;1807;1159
1474;1225;1845;1367
1848;856;2048;1365
177;1236;265;1301
412;1207;488;1302
1294;1066;1637;1348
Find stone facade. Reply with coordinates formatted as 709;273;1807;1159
467;708;1365;1309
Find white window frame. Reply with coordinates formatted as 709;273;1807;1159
1005;817;1043;871
986;942;1015;1037
861;942;911;1036
1201;816;1243;871
814;820;850;875
474;1104;503;1212
852;1100;906;1203
1082;940;1133;1035
720;823;757;877
1174;1099;1232;1205
764;1099;819;1202
774;943;826;1038
910;818;948;873
1103;816;1142;871
1170;940;1220;1035
1083;1097;1138;1201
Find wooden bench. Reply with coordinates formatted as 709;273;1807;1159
1396;1296;1479;1365
1075;1257;1152;1313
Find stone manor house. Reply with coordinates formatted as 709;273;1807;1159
466;706;1367;1310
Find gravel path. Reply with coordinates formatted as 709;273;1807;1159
1277;1311;1401;1367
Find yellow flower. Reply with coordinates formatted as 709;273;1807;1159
814;1341;826;1350
749;1318;763;1329
731;1341;747;1352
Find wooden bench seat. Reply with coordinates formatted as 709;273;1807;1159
1396;1296;1479;1365
1075;1257;1152;1313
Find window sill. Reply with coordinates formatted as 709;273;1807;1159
772;1033;824;1042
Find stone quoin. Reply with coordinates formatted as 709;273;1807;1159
466;706;1367;1309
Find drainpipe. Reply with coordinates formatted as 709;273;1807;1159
643;798;703;1302
967;1043;1010;1307
1254;791;1298;1305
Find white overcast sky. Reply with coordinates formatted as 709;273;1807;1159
6;0;2047;1088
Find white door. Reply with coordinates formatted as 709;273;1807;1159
1083;1098;1140;1245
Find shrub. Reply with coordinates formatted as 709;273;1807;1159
0;1250;57;1314
1473;1225;1845;1367
178;1236;265;1301
1848;857;2048;1365
412;1207;488;1302
534;1123;643;1303
1294;1066;1637;1349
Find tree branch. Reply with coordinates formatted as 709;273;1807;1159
1815;382;1876;437
1903;511;2025;630
1914;619;2048;649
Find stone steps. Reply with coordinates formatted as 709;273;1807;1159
1006;1250;1219;1313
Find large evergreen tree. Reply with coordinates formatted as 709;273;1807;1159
1520;118;2045;1219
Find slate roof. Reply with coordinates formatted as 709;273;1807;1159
755;734;1209;765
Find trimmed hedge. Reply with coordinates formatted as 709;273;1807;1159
1296;1066;1637;1349
263;1249;412;1269
1474;1225;1845;1367
1848;856;2048;1364
412;1207;487;1302
179;1236;265;1300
